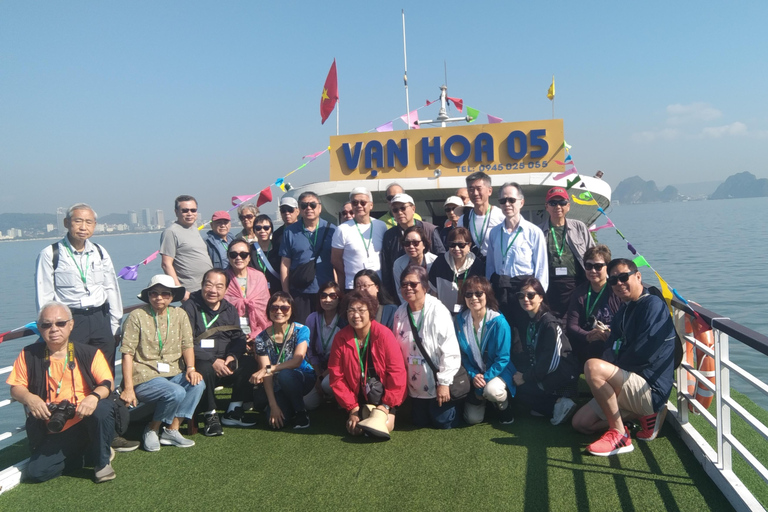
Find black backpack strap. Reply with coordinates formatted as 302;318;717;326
314;225;329;258
93;243;104;260
407;308;440;379
51;242;59;271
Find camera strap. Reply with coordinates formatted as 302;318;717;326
44;342;78;404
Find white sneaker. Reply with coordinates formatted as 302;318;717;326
160;427;195;448
550;397;577;426
143;426;160;452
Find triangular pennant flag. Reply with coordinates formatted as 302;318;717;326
446;97;463;112
400;110;419;129
466;106;479;122
554;168;577;181
256;186;273;207
563;140;572;151
426;99;436;106
487;114;503;124
231;194;258;206
375;121;394;132
566;176;581;189
303;149;325;159
654;271;675;310
142;251;159;265
589;219;614;232
564;154;572;163
633;254;651;267
117;265;140;281
547;76;555;101
572;194;598;206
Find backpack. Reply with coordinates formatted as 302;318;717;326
646;285;684;369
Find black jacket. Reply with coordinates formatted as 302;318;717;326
181;291;247;362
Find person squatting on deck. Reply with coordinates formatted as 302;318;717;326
35;203;123;371
182;269;258;436
120;275;205;452
571;258;676;456
7;302;117;483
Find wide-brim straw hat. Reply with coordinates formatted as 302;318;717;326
137;274;186;304
358;405;391;440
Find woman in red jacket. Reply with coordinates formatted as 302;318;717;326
328;291;407;438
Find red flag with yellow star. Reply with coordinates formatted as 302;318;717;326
320;59;339;124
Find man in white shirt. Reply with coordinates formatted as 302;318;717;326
35;203;123;370
331;187;388;291
457;172;504;274
485;182;548;333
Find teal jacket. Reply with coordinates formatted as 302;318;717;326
456;311;516;397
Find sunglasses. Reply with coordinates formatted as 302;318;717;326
608;270;637;286
149;290;173;298
341;210;354;217
498;197;518;205
269;304;291;314
320;292;339;300
401;281;420;290
444;206;457;212
351;199;368;207
402;240;422;247
254;225;271;231
300;201;318;210
516;291;538;301
464;291;484;299
180;208;197;214
228;251;250;260
547;199;569;207
280;206;296;214
392;205;409;213
39;320;70;330
448;242;468;249
585;262;606;271
239;214;255;221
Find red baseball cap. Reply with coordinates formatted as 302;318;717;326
545;187;569;202
211;211;231;222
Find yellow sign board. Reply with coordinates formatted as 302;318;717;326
329;119;564;181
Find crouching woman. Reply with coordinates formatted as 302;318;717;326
328;291;407;439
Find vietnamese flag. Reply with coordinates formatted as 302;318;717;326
320;59;339;124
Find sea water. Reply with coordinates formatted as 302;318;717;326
0;198;766;437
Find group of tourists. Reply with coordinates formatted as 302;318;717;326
8;172;677;483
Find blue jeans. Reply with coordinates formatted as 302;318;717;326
135;373;206;424
411;397;459;429
254;369;315;418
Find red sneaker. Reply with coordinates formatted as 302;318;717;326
636;405;667;442
587;428;634;456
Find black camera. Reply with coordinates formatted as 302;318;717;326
47;400;77;433
584;315;609;332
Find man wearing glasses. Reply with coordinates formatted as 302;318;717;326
380;193;445;303
571;258;676;456
272;196;300;262
331;187;388;292
7;301;116;483
539;187;595;319
378;182;422;229
35;203;123;371
279;192;337;323
160;195;212;301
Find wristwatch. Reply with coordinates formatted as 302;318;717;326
265;365;272;375
380;404;390;412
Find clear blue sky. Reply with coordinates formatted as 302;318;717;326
2;1;766;216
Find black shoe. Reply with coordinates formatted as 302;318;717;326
498;406;515;425
293;412;310;429
204;412;224;437
111;436;140;452
221;407;257;427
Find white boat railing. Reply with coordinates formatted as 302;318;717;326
669;300;768;512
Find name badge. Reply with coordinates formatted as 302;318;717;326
407;355;424;365
316;256;322;264
453;304;462;314
201;339;215;349
157;362;170;373
555;267;568;276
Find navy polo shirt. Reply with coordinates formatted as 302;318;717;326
279;219;337;294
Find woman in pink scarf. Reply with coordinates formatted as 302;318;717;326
225;239;271;341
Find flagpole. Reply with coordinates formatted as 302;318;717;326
336;61;340;135
552;74;555;119
402;9;411;129
336;100;340;136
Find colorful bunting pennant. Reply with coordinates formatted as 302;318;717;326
589;219;614;232
633;254;650;267
487;114;503;124
232;194;258;206
446;97;463;112
400;110;419;129
554;168;577;181
256;186;273;207
566;176;581;189
466;106;479;122
572;194;598;206
141;251;159;265
375;121;394;132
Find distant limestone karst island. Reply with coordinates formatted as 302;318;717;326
613;171;768;204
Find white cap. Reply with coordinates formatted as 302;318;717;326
390;193;414;205
444;196;465;214
279;196;299;209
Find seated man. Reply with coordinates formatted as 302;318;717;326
7;301;116;483
571;259;676;456
120;275;205;452
182;269;258;435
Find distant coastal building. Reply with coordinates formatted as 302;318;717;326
46;224;56;233
56;207;66;236
128;210;138;227
142;208;152;228
155;209;165;229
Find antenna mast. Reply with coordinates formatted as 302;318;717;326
402;10;411;129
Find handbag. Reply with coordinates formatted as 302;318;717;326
289;225;329;290
407;309;470;400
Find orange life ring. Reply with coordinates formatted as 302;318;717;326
684;315;716;413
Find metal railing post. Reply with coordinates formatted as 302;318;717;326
714;327;732;471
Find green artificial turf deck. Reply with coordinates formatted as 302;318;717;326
0;394;734;512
